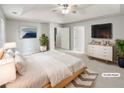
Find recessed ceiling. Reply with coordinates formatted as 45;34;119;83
1;4;122;24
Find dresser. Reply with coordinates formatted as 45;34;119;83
87;45;113;61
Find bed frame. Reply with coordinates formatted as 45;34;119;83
42;67;86;88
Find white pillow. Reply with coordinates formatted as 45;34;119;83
7;49;14;56
15;51;21;56
3;49;14;59
15;54;26;75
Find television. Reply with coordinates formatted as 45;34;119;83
91;23;112;39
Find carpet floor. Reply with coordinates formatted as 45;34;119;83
56;49;124;88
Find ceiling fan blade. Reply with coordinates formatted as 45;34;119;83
51;6;64;13
68;5;78;13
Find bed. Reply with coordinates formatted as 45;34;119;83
6;50;87;88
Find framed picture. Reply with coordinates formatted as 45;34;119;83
20;26;37;39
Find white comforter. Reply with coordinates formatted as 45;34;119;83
26;53;73;87
43;50;86;73
6;51;86;88
6;57;49;88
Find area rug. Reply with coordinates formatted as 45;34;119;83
65;69;98;88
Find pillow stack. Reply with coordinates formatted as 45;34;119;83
0;49;26;76
14;51;26;75
0;48;14;64
2;49;15;59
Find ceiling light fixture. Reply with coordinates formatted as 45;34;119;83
52;4;77;15
61;4;69;15
62;8;69;14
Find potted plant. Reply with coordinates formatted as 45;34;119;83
115;39;124;68
39;34;48;52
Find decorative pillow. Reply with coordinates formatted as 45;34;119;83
15;51;21;56
3;49;14;59
7;49;15;57
14;54;26;75
0;51;4;60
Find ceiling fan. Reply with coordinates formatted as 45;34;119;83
52;4;78;15
9;4;78;16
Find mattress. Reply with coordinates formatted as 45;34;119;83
6;51;86;88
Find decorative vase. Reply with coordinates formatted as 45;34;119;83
118;57;124;68
40;46;47;52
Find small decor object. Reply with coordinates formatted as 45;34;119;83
20;26;37;39
116;39;124;68
39;34;48;52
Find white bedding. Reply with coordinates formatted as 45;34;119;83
6;56;49;88
6;51;86;88
25;53;73;87
43;50;86;73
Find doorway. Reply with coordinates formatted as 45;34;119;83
73;26;85;53
54;27;57;48
54;27;61;49
54;27;70;50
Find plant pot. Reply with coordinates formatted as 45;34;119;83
40;46;47;52
118;57;124;68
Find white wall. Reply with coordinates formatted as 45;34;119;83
6;20;61;52
6;20;42;42
41;23;50;37
0;7;6;48
6;20;43;54
63;15;124;53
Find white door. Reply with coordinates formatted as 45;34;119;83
61;28;70;49
73;26;85;53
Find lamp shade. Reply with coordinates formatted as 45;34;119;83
4;42;16;50
0;58;16;86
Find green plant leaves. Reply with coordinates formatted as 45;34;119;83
39;34;48;46
116;39;124;58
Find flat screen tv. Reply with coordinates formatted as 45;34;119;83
91;23;112;39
